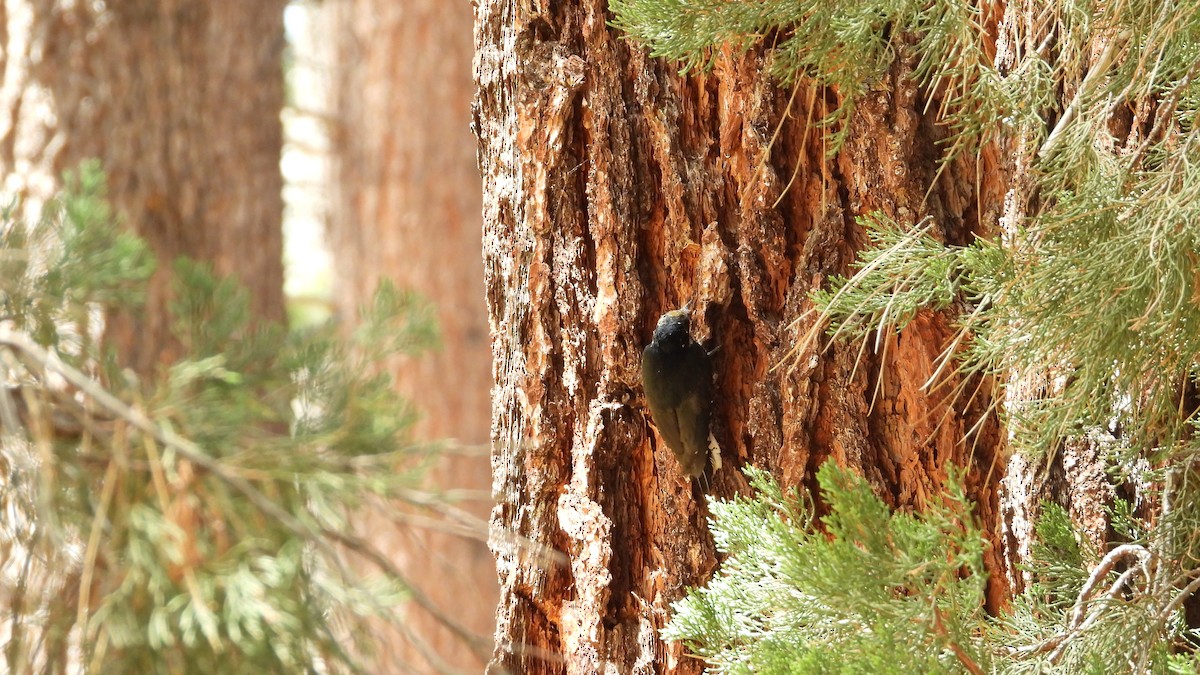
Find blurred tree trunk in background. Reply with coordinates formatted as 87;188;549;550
324;0;496;671
0;0;287;373
474;2;1009;672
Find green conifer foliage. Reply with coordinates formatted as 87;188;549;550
0;164;460;673
615;0;1200;670
672;463;1200;671
666;464;990;673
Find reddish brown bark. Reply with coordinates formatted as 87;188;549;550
2;0;287;372
324;0;496;671
475;3;1008;673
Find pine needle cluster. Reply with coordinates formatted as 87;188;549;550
614;0;1200;670
0;164;454;673
672;465;1200;672
666;464;991;673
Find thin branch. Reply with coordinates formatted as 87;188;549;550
1155;569;1200;627
1038;30;1132;160
1068;543;1152;630
320;527;495;660
1042;543;1153;663
0;328;495;663
931;605;985;675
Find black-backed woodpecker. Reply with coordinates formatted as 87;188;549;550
641;307;716;480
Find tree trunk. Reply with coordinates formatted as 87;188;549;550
324;0;497;671
474;3;1008;673
2;0;287;372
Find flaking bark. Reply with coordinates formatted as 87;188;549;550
475;3;1009;672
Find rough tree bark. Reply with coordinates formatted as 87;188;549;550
0;0;287;372
474;2;1007;673
324;0;497;671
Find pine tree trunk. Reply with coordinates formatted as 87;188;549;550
324;0;497;670
1;0;287;372
474;3;1009;672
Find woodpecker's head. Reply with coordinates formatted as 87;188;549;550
651;307;692;351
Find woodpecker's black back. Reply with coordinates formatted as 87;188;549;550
641;309;713;479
